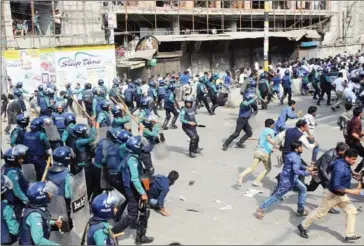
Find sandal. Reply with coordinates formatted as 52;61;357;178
255;208;264;220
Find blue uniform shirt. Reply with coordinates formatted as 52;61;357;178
328;158;352;195
274;106;298;134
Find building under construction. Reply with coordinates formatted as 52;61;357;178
2;1;364;77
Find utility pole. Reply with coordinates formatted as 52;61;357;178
31;1;35;35
263;0;269;72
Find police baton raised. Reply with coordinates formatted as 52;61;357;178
110;97;140;125
41;157;52;182
72;96;93;121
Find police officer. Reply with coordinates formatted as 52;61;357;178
317;68;332;106
10;113;29;147
1;175;19;245
46;146;74;228
222;92;257;151
96;100;111;128
42;116;62;150
61;113;77;146
65;82;74;113
123;83;135;112
97;79;109;97
111;105;130;130
39;88;54;116
132;79;143;113
195;78;213;115
93;88;107;120
72;123;97;197
2;145;29;220
258;72;270;110
14;82;28;112
280;70;293;105
208;78;220;114
147;81;159;117
52;102;68;136
106;130;132;193
156;79;166;109
112;136;154;245
162;84;179;130
87;190;124;245
109;78;122;102
19;181;62;245
55;90;67;108
180;96;201;158
140;115;160;174
23;118;52;181
36;84;44;107
82;83;94;122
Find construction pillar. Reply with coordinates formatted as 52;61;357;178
264;0;269;72
173;16;180;35
229;21;238;32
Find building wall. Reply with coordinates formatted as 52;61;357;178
322;1;364;46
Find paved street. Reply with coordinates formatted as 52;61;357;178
1;95;363;245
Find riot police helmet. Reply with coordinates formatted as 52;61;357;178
16;113;30;127
111;105;123;117
51;146;75;172
27;181;58;205
73;124;89;138
100;100;110;111
91;190;124;219
30;118;44;131
167;84;176;92
3;145;28;166
64;113;76;126
106;128;122;143
38;84;44;92
125;135;143;154
116;130;132;144
65;82;71;89
16;82;23;88
84;83;92;90
284;70;290;76
98;79;104;86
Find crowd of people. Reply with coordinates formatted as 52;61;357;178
1;52;364;245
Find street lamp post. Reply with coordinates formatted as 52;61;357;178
264;0;269;72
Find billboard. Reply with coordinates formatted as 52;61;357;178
4;45;116;93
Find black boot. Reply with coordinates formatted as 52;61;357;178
189;139;196;158
222;135;235;151
236;135;250;148
170;115;178;129
194;147;203;154
135;235;154;245
162;119;169;130
297;224;309;239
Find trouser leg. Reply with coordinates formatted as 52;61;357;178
237;119;253;145
183;125;198;154
34;158;46;181
112;188;139;233
223;118;244;147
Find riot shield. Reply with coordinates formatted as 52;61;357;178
100;166;113;190
70;169;90;239
227;88;242;108
96;127;109;142
44;124;61;142
153;133;169;159
22;164;37;183
48;195;72;244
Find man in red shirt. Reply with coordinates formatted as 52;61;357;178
346;107;364;173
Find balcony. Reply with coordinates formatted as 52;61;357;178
101;0;331;16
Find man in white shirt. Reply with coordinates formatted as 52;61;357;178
239;67;247;84
140;81;149;96
331;72;346;111
303;106;320;164
53;9;63;35
344;79;360;105
339;65;348;81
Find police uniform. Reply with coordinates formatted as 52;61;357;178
147;83;159;116
281;74;292;104
10;126;26;147
19;205;58;245
222;96;256;150
2;166;29;220
258;77;270;109
52;111;68;136
163;89;179;130
123;84;135;111
62;122;76;146
23;129;51;181
180;105;200;157
156;82;166;109
112;115;130;130
1;199;19;245
97;110;111;128
140;121;160;174
87;218;113;245
195;80;212;114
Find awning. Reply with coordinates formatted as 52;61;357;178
155;29;321;43
156;51;183;58
128;49;157;61
116;59;145;69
